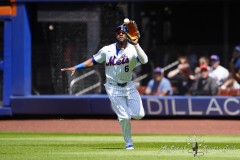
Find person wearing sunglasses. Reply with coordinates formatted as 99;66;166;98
61;23;148;150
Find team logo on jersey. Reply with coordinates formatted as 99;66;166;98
106;55;129;66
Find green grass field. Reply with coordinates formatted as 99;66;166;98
0;132;239;160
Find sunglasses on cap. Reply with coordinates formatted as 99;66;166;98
115;25;127;34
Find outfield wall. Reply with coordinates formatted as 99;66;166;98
10;95;240;117
1;1;240;117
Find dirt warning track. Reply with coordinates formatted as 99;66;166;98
0;119;239;134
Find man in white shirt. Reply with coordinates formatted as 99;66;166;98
209;54;229;86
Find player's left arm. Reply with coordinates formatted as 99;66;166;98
124;19;148;64
134;40;148;64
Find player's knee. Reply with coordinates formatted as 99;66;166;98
132;112;145;120
119;118;131;123
118;115;131;122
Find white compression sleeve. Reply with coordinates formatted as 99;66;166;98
134;44;148;64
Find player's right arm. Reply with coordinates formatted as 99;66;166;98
61;47;106;76
61;58;95;76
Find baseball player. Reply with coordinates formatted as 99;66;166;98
61;20;148;150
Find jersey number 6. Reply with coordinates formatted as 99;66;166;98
125;65;129;72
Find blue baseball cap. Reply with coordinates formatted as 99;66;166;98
154;67;164;74
210;54;220;61
234;45;240;52
115;25;128;33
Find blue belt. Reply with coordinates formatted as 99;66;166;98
109;82;128;87
117;82;128;87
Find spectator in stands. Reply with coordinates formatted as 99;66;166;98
234;58;240;85
209;54;229;86
221;77;240;90
230;45;240;69
221;45;240;90
167;56;193;95
192;56;210;80
230;45;240;84
145;67;173;96
188;64;219;96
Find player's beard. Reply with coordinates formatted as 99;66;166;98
117;38;128;46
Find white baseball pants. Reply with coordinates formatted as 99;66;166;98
105;81;145;146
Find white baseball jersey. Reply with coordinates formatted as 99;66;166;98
92;42;146;148
93;42;140;84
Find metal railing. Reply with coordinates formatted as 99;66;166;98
162;60;179;71
69;70;102;95
133;60;178;85
69;61;177;95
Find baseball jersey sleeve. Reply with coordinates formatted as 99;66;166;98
92;47;107;63
134;44;148;64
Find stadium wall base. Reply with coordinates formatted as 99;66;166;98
9;95;240;117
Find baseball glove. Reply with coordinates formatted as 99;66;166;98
124;20;140;44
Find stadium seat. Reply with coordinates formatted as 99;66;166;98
218;89;229;96
228;89;240;96
218;89;240;96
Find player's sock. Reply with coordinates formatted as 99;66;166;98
120;119;133;147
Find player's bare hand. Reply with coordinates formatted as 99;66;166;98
61;67;76;76
131;38;139;45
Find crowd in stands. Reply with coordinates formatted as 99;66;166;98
140;45;240;96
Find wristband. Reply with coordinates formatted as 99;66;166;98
74;63;85;69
